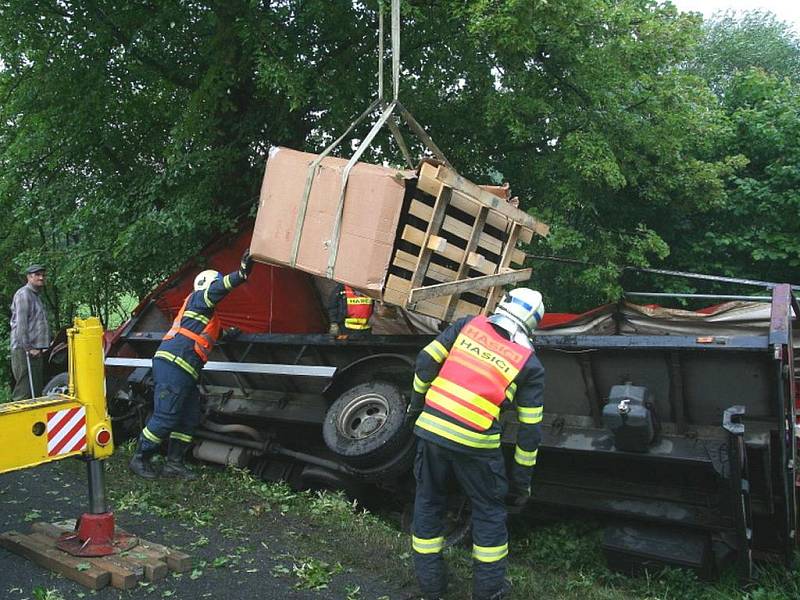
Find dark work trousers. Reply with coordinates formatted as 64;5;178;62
412;438;509;600
11;348;44;400
139;359;201;453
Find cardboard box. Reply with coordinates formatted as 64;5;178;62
251;147;411;295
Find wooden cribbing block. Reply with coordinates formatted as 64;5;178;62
400;226;496;275
120;548;168;581
426;235;448;252
466;252;487;269
0;531;111;590
28;532;140;591
135;538;192;572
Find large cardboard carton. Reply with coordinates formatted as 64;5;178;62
251;147;410;295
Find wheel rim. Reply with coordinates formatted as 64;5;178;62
337;392;390;440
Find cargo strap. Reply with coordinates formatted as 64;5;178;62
288;0;452;277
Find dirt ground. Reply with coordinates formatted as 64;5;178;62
0;459;415;600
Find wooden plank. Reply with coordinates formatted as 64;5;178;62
410;268;533;304
385;275;484;316
407;202;526;266
426;235;447;252
0;531;110;590
135;538;192;572
27;532;140;591
419;168;537;244
424;162;550;236
400;225;495;274
408;187;452;294
444;205;489;322
120;548;168;581
483;223;523;314
392;250;488;299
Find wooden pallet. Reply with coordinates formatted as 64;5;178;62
386;160;548;321
0;521;191;591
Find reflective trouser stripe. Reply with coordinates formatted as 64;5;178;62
154;351;199;379
422;340;448;363
514;446;538;466
472;542;508;563
414;374;431;394
170;432;193;443
142;427;161;444
412;535;444;555
517;405;543;424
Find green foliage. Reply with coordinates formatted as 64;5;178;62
0;1;798;330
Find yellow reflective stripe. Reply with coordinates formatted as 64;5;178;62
170;432;193;443
431;378;500;419
344;318;370;330
203;287;214;308
154;350;200;379
413;374;431;394
426;388;493;431
517;405;543;424
472;543;508;563
412;535;444;554
423;340;449;364
223;274;232;290
142;427;161;444
514;446;538;467
416;412;500;449
505;382;517;401
183;310;210;325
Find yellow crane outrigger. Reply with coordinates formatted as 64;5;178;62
0;317;134;556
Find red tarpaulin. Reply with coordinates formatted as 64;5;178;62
138;226;326;334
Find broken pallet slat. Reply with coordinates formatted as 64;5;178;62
445;205;490;323
483;222;524;315
400;225;495;275
409;268;534;304
392;250;489;299
385;275;484;318
0;531;111;590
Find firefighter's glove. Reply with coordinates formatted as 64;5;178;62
239;249;254;279
505;485;531;515
328;323;340;336
404;405;422;429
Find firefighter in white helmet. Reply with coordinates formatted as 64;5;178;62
130;250;255;480
407;288;546;600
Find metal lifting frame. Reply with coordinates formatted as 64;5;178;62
289;0;452;278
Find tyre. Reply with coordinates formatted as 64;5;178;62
322;381;411;469
295;465;364;500
43;372;69;396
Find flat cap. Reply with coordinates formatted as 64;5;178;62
25;264;46;274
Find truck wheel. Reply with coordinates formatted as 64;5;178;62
43;372;69;396
323;381;411;469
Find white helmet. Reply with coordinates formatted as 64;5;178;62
193;269;220;291
493;288;545;337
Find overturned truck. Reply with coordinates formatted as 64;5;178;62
84;226;798;579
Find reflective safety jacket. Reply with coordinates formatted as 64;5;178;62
410;315;545;491
344;285;374;331
163;296;221;362
154;269;246;380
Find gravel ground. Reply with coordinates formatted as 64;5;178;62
0;460;414;600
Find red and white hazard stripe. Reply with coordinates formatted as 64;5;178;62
46;407;87;457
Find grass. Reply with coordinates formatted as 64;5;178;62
96;446;800;600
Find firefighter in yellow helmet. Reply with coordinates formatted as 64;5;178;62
129;250;254;480
407;288;546;600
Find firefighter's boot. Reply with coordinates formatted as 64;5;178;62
161;438;197;480
129;441;158;480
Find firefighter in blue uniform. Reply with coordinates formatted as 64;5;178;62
129;250;254;480
407;288;546;600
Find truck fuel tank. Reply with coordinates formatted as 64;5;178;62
602;383;657;452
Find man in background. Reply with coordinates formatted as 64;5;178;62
9;264;50;400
